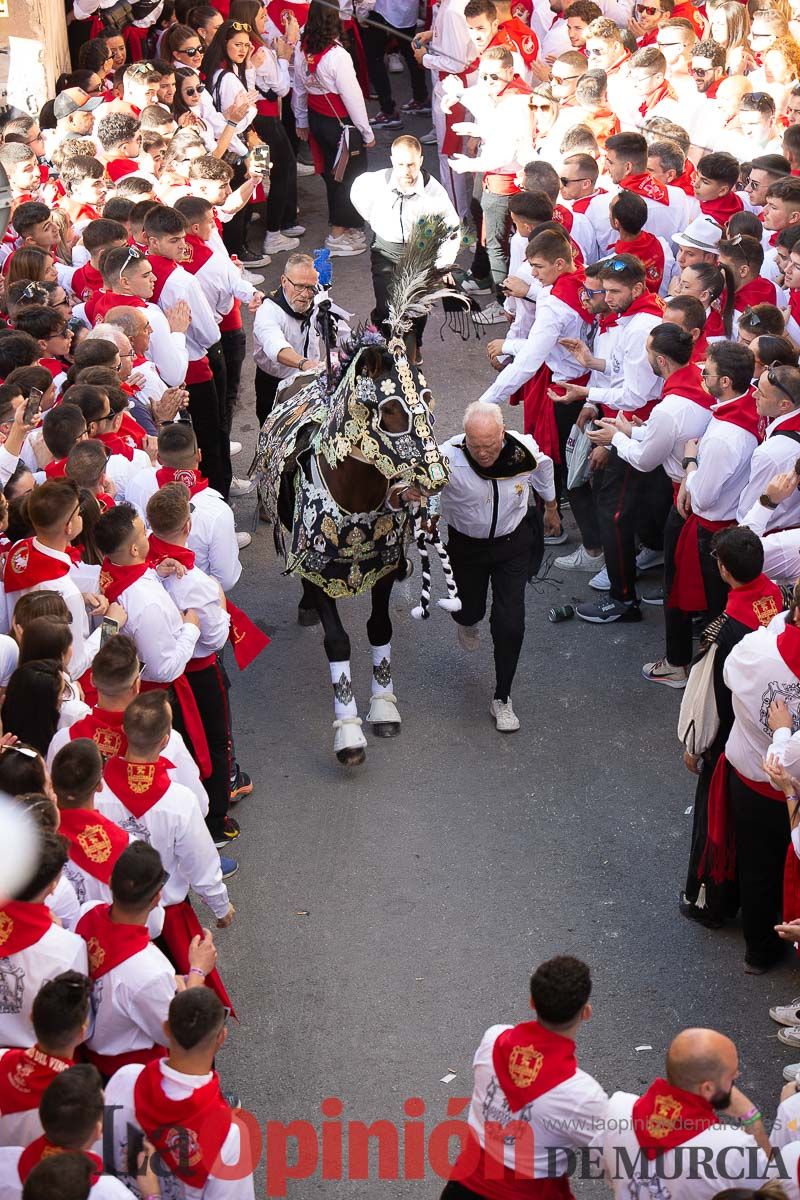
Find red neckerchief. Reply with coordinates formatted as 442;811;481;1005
302;39;337;74
106;157;139;183
103;755;174;820
632;1079;718;1159
3;538;73;594
497;75;533;100
621;292;665;320
86;289;146;327
572;187;607;214
155;466;209;496
711;387;761;440
181;233;215;276
551;268;593;321
95;431;134;461
0;902;52;955
704;76;723;99
606;50;630;74
671;1;705;35
691;332;709;363
670;161;696;196
778;622;800;677
620;170;669;205
0;1046;73;1116
736;276;777;308
71;261;103;301
44;457;67;479
146;253;179;305
494;17;539;65
790;288;800;330
38;356;67;380
614;231;664;291
148;535;195;570
726;574;783;630
638;78;676;118
266;0;309;31
661;363;714;410
75;901;150;979
97;492;116;512
18;1140;102;1185
491;1020;577;1113
69;705;127;760
133;1059;233;1189
119;410;146;450
552;206;584;266
99;556;148;603
700;192;744;225
597;311;619;334
58;807;129;885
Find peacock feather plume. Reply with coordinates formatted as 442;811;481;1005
386;215;469;339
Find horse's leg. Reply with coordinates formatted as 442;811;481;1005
366;569;402;738
297;578;321;627
309;581;367;766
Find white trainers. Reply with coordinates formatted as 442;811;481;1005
387;51;404;73
281;224;306;237
784;1061;800;1083
636;546;664;572
771;998;800;1028
229;440;242;457
490;698;520;732
456;623;480;651
555;546;605;570
589;565;611;590
641;658;688;689
236;531;252;549
325;233;366;257
778;1027;800;1047
242;268;265;284
474;300;508;325
229;477;256;498
264;231;300;254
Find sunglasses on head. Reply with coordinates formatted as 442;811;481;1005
230;20;252;31
767;362;799;404
741;306;761;326
120;245;143;275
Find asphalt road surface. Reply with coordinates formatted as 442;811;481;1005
214;113;798;1199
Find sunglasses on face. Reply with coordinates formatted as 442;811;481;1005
479;71;505;81
657;40;684;47
529;101;552;110
581;285;604;297
637;3;659;14
691;65;715;76
180;44;202;56
560;175;591;185
551;73;582;83
184;85;202;96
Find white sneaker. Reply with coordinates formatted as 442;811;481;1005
345;228;367;243
387;51;404;73
229;477;256;498
325;233;366;257
264;231;300;254
490;698;520;732
242;268;265;284
473;300;507;325
297;161;315;176
771;998;800;1028
229;441;242;457
555;546;605;570
281;224;305;237
456;623;480;651
636;546;664;572
236;531;252;549
784;1061;800;1083
589;566;611;590
778;1027;800;1047
420;127;437;145
641;658;688;689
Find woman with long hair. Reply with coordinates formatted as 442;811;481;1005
229;0;301;253
677;261;736;339
164;22;207;69
707;0;755;74
1;660;64;757
292;0;374;255
6;249;57;287
188;4;224;45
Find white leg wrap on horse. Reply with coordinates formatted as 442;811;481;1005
330;661;358;720
370;644;393;697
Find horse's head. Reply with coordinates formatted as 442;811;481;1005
317;340;450;496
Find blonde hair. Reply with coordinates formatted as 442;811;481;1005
481;44;513;67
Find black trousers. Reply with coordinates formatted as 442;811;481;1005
220;328;246;433
307;109;368;229
255;366;283;428
663;506;729;667
187;372;232;499
220;158;251;259
360;11;429;113
253;114;298;232
185;656;233;841
729;770;790;968
592;455;671;604
447;520;532;702
553;397;584;507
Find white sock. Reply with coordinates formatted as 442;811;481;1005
330;661;358;719
371;644;393;697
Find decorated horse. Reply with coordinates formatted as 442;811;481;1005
251;221;463;766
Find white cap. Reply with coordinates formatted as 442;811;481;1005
673;215;723;254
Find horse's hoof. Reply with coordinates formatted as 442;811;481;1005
297;606;320;627
371;722;401;738
336;746;366;766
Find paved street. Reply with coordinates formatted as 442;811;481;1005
215;122;798;1197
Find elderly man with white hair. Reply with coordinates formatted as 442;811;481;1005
85;322;184;434
438;402;557;732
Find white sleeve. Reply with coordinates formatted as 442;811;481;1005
116;971;177;1047
124;602;201;683
479;305;563;405
204;510;242;593
0;447;19;488
292;51;309;126
530;452;555;503
737;444;792;523
686;441;740;511
253;308;293;363
174;802;230;918
205;1124;256;1200
587;334;658;412
167;732;208;817
72;0;101;17
336;54;372;142
146;307;188;388
611;408;678;473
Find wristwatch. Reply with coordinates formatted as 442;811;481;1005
298;358;308;370
759;493;779;509
681;456;697;470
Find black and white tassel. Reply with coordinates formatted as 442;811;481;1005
411;517;461;620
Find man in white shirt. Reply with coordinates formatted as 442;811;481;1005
439;401;556;732
599;1028;772;1199
351;135;460;342
252;253;326;426
440;955;607;1197
737;364;800;530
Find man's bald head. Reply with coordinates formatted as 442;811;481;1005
666;1028;739;1103
105;305;148;337
714;75;752;120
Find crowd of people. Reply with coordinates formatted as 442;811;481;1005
6;0;800;1192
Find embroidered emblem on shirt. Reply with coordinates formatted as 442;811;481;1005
0;913;14;947
95;727;123;759
646;1094;683;1140
507;1043;543;1088
127;763;155;794
86;936;105;973
9;545;28;575
77;824;113;864
753;596;779;628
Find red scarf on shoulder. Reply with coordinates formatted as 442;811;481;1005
18;1140;102;1185
58;807;129;885
146;254;179;304
735;276;777;309
661;363;714;410
86;289;146;327
133;1060;233;1188
181;234;215;275
726;573;783;630
99;556;148;603
632;1079;718;1159
491;1020;577;1113
614;231;664;292
0;902;52;955
95;431;134;461
102;755;174;819
0;1046;73;1116
619;171;669;205
712;388;761;440
622;292;665;321
700;192;744;225
155;466;209;496
69;706;127;760
75;902;150;979
2;538;72;594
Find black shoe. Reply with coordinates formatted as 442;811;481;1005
678;893;723;929
576;597;642;623
213;816;241;848
230;768;253;803
239;247;271;268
